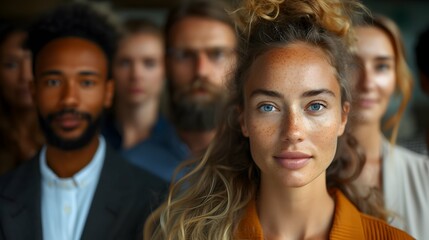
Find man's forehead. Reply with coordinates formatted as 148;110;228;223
169;17;236;49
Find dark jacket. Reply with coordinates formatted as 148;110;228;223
0;146;167;240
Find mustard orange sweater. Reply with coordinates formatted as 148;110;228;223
235;190;413;239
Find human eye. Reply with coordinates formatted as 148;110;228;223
81;79;96;87
207;48;226;61
171;49;194;62
306;102;326;112
374;62;391;73
208;48;233;63
258;103;277;112
46;79;61;87
2;61;18;69
117;59;131;68
144;58;157;68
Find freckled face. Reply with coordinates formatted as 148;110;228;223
354;26;396;124
240;42;348;188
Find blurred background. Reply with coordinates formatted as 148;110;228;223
1;0;429;142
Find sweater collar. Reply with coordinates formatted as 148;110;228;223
235;189;365;239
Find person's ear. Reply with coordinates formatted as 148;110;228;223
239;106;249;137
338;101;350;136
104;79;114;108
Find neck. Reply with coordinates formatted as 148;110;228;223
116;99;159;149
46;135;99;178
351;122;383;161
351;122;383;189
257;173;334;240
177;129;216;156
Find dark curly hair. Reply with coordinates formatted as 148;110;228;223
26;2;118;79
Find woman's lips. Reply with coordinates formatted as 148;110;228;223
357;98;377;108
273;152;312;170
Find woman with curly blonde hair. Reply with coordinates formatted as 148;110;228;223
144;0;413;239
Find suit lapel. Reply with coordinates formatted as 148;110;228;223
1;156;43;240
80;146;129;240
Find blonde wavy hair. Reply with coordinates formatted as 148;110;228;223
144;1;384;239
235;0;366;48
355;14;413;145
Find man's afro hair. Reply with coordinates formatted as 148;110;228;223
26;3;119;78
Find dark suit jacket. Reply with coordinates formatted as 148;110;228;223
0;146;167;240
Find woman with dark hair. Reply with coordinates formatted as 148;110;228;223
144;0;412;239
0;22;43;175
352;14;429;239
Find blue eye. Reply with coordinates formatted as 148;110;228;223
259;104;276;112
307;103;325;112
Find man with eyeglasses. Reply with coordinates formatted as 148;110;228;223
156;0;238;181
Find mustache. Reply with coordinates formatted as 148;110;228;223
46;108;92;123
174;78;221;97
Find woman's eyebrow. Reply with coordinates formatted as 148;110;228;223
250;89;283;98
301;89;336;98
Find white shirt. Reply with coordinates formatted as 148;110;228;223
40;136;106;240
383;137;429;240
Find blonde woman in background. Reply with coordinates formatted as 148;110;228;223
352;14;429;239
144;0;413;239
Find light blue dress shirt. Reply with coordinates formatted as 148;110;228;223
40;136;106;240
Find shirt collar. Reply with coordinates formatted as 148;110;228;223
39;136;106;189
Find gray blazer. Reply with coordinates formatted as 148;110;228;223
0;146;167;240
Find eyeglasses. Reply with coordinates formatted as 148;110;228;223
168;47;236;65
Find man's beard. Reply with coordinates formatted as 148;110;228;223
170;79;226;132
38;108;101;151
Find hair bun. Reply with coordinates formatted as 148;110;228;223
234;0;367;46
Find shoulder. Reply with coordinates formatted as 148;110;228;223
385;142;429;175
389;141;428;162
104;145;168;188
360;214;414;240
330;190;414;239
0;156;39;193
97;146;168;214
102;146;168;200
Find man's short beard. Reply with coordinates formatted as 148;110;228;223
170;80;226;132
38;108;102;151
